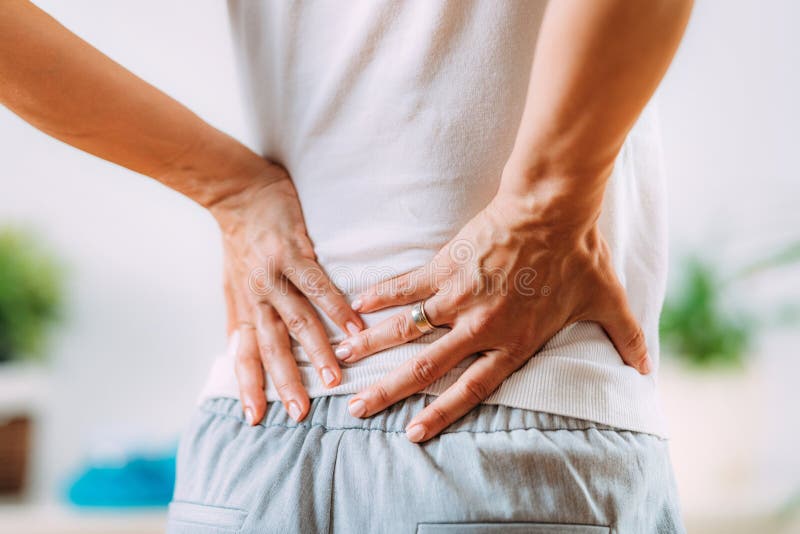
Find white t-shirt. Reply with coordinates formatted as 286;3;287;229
201;0;669;437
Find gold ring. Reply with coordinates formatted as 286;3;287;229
411;300;436;334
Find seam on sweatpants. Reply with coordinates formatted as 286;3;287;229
327;429;345;534
197;404;665;440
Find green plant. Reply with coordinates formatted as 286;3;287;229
0;228;63;363
660;240;800;368
660;258;752;367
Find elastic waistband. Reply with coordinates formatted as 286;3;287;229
199;322;669;439
198;394;632;436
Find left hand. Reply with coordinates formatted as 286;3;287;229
337;177;651;442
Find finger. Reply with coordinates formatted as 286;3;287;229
268;283;343;388
599;294;651;374
281;255;364;336
334;310;423;364
253;304;309;422
232;324;266;426
230;267;269;425
353;264;437;313
347;328;475;419
335;296;452;363
404;349;520;443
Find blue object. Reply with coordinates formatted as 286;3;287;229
65;451;176;507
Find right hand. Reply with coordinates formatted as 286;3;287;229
209;164;363;425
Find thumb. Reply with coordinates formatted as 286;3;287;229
599;298;651;375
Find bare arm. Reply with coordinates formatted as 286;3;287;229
502;0;694;213
340;0;693;442
0;0;365;424
0;0;261;205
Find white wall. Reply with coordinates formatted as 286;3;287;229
660;0;800;261
1;0;798;516
657;0;800;520
1;0;242;499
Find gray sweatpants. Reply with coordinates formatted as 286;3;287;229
168;395;684;534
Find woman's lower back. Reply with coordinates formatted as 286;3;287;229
205;0;672;437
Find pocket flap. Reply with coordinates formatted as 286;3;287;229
417;523;610;534
168;501;248;532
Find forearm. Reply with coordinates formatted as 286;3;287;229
0;0;271;208
501;0;692;222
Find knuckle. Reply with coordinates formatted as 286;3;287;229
460;377;490;404
450;287;471;307
257;342;276;360
633;356;648;370
371;383;391;405
466;309;493;339
276;381;296;398
630;350;649;368
327;302;351;320
306;344;329;361
395;276;415;297
288;235;315;258
234;345;257;363
285;314;310;334
258;304;280;322
301;276;326;296
391;314;412;340
501;339;527;360
359;332;374;354
410;356;438;386
290;264;325;292
494;350;521;373
625;328;647;354
427;405;450;428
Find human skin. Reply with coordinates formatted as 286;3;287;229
0;0;693;442
0;0;365;425
339;0;694;442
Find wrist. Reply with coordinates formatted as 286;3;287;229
156;127;285;212
207;169;289;234
492;162;608;235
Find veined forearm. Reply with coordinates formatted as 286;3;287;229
0;0;270;208
501;0;692;218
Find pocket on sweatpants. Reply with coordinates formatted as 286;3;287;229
416;523;610;534
166;500;248;534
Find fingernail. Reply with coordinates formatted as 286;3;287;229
288;401;303;422
350;298;362;311
335;343;352;360
345;321;360;336
227;330;241;359
349;398;367;418
244;407;255;426
406;423;426;443
640;354;651;375
321;367;336;387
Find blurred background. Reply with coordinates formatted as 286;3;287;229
0;1;798;532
